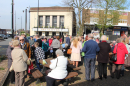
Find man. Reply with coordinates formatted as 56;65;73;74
66;35;70;46
82;34;100;81
21;34;29;42
35;34;42;47
19;36;31;58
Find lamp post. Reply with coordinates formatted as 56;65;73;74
37;0;39;34
11;0;14;38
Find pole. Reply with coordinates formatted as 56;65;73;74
15;11;16;35
29;6;30;32
21;16;22;29
37;0;39;34
25;9;27;34
11;0;14;38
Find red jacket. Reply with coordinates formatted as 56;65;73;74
113;43;128;64
49;39;53;46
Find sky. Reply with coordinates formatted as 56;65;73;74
0;0;130;30
0;0;63;30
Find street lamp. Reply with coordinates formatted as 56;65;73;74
37;0;39;34
11;0;14;38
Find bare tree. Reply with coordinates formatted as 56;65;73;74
63;0;95;36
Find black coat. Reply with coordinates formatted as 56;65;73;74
36;39;42;47
97;42;111;63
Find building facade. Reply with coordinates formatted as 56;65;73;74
82;8;130;36
30;7;76;36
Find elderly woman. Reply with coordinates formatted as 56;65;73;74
46;49;68;86
6;41;15;84
97;35;111;80
51;36;60;58
111;38;128;79
11;40;28;86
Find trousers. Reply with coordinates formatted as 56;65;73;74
98;62;107;78
45;76;56;86
15;71;25;86
84;58;96;80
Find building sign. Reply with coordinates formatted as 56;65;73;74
114;26;128;31
32;28;68;32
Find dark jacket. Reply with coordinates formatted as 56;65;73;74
97;42;111;63
6;46;13;69
82;40;100;58
66;37;70;46
36;39;42;47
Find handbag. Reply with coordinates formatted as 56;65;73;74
124;54;130;67
67;48;72;54
27;58;31;65
110;44;118;62
28;62;34;74
45;58;58;75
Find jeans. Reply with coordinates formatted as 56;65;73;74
36;60;41;71
84;58;96;80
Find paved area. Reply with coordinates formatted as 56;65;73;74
0;38;12;55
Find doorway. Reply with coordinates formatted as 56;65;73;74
39;32;42;36
52;32;56;36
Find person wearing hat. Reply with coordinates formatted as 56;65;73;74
19;36;31;58
45;49;68;86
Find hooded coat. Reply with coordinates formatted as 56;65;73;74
113;43;128;64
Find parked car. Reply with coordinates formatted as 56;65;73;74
0;34;4;39
3;35;8;39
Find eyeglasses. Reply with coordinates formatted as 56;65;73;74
20;39;24;41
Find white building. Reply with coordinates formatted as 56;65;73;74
30;7;76;36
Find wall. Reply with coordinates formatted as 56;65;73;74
30;11;73;36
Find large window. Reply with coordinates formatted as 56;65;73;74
39;16;43;28
90;17;99;24
46;16;50;27
53;16;57;28
60;16;64;28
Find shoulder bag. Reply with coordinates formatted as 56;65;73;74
110;44;118;62
45;58;58;75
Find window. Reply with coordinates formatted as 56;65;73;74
39;16;43;28
45;32;49;36
90;9;99;14
60;16;64;28
90;17;99;24
118;19;127;23
46;16;50;27
0;31;2;34
53;16;57;28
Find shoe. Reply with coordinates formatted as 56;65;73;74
98;77;102;80
11;82;15;84
36;79;41;84
91;79;95;82
84;78;90;81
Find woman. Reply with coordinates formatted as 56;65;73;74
46;49;68;86
6;41;15;84
70;37;82;67
97;35;111;80
35;42;45;71
42;38;49;59
11;40;28;86
111;38;128;79
51;36;60;58
120;38;130;76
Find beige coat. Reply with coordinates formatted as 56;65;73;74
11;47;28;72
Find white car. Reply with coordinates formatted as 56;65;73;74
3;35;8;39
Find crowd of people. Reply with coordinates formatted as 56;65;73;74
6;33;130;86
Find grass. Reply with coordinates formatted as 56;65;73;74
0;55;7;62
0;67;5;70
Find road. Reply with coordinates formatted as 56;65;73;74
0;38;12;55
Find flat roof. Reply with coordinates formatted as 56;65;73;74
30;7;74;12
